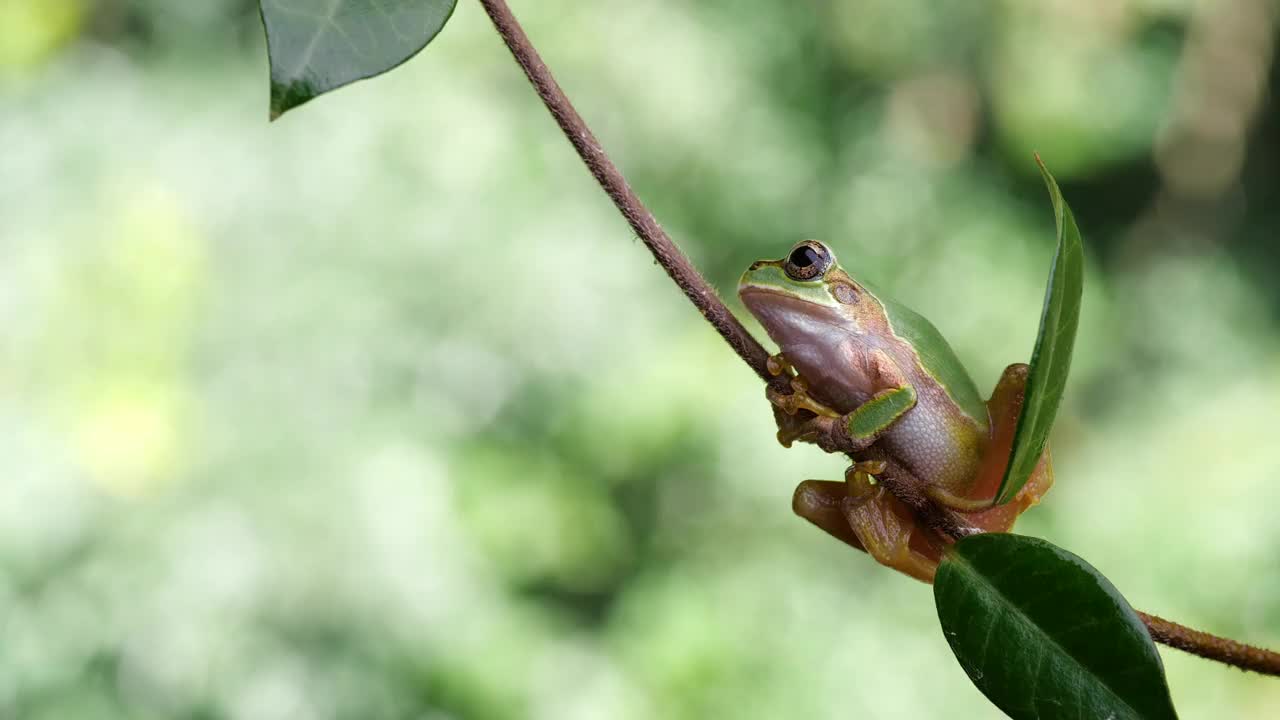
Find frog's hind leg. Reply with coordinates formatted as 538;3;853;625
792;475;943;583
971;362;1033;502
793;480;866;553
842;471;942;583
921;363;1054;531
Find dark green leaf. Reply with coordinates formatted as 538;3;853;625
260;0;457;119
995;157;1084;504
935;534;1178;720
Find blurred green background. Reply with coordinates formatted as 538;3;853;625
3;0;1280;717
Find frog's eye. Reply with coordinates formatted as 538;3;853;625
784;241;832;281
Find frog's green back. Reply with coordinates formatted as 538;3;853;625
867;283;988;426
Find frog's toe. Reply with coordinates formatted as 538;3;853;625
775;411;822;447
765;384;798;414
795;385;841;419
766;353;794;377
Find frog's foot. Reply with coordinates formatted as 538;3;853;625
766;371;848;449
773;412;830;449
773;412;874;454
772;408;890;455
766;375;841;419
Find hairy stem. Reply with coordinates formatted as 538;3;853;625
1139;611;1280;676
476;0;772;383
474;0;1280;678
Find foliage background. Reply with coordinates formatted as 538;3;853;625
4;0;1280;717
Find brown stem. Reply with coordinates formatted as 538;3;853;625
1138;611;1280;676
474;0;1280;680
476;0;772;383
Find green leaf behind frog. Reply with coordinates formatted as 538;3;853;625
995;158;1084;505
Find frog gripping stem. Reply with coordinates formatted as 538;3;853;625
474;0;1280;679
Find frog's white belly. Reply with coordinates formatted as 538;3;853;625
880;386;981;486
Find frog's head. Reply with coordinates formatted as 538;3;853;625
738;240;877;347
738;240;886;409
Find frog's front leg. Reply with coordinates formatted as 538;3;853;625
764;352;841;420
765;353;836;447
771;387;917;453
767;350;918;453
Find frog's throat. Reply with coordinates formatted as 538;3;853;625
740;286;868;414
739;286;859;351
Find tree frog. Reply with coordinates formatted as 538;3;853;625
738;240;1053;582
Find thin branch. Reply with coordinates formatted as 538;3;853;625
1139;611;1280;676
473;0;1280;679
475;0;773;383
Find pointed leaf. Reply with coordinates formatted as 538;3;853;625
260;0;457;119
935;534;1178;720
995;157;1084;504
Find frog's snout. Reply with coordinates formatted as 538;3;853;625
747;260;765;272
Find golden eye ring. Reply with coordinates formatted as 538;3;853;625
784;240;832;281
